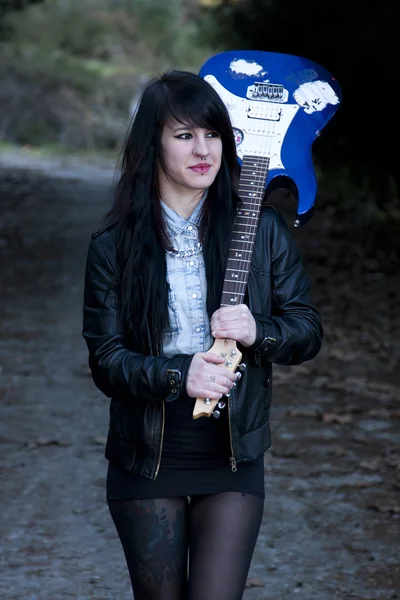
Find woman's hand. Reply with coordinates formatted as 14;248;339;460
186;352;237;399
210;304;257;347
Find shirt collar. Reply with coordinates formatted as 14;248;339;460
161;191;207;239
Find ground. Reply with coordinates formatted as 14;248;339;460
0;150;399;600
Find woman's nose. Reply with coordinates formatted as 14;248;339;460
193;139;209;157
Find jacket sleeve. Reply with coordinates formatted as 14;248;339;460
250;210;323;365
82;236;193;402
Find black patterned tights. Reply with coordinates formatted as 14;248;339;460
108;492;264;600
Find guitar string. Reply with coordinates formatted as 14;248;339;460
215;109;275;412
230;155;266;304
244;99;276;296
230;99;276;304
235;111;271;300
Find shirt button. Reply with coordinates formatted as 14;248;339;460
196;327;201;332
192;293;198;299
189;260;195;267
187;225;193;231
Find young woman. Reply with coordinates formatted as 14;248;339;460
82;70;322;600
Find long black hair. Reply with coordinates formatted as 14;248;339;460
106;70;240;354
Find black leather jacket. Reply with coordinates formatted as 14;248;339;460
82;206;322;480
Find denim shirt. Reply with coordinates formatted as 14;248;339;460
161;196;213;358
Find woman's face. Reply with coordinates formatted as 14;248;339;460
159;120;223;194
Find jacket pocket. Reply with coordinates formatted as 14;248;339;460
105;428;137;472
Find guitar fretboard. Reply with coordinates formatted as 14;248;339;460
221;155;269;307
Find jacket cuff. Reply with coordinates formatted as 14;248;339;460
249;315;277;356
162;354;194;402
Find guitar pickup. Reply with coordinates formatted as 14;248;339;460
247;106;282;121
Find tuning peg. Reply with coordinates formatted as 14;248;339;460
204;398;211;405
217;401;226;409
235;372;242;381
238;363;247;371
212;410;221;419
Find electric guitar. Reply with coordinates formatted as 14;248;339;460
192;50;341;419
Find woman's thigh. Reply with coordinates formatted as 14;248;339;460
108;497;189;600
187;492;264;600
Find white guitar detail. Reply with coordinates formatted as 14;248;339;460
293;80;339;114
204;74;299;168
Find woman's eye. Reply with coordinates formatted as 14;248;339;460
175;133;192;139
206;131;219;138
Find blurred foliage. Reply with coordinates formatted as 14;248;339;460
4;0;208;65
0;0;45;38
1;0;398;226
0;0;212;150
200;0;399;221
0;0;43;16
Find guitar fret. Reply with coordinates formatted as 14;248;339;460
219;154;270;310
222;286;246;291
233;224;257;231
236;214;261;219
223;281;247;288
226;267;248;273
235;217;259;221
239;176;267;182
239;186;265;189
238;191;264;197
221;289;246;295
240;171;269;176
240;170;268;175
239;183;265;187
238;184;265;189
230;245;253;250
240;171;268;175
238;190;264;194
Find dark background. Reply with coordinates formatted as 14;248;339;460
1;1;399;598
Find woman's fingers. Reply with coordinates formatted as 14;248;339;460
186;352;238;399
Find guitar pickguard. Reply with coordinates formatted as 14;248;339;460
204;74;299;169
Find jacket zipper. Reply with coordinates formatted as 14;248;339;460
228;394;237;472
153;340;165;481
154;399;165;480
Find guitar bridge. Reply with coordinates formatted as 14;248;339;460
247;82;288;103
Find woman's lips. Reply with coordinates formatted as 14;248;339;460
189;164;211;173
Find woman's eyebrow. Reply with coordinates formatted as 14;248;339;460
171;125;192;132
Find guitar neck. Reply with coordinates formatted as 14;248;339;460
221;155;270;307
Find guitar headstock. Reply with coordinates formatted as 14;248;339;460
192;338;243;419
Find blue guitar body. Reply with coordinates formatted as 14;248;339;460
199;50;342;225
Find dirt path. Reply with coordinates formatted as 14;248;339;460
0;153;399;599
